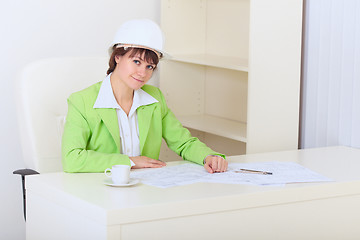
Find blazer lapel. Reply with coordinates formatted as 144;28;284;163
95;108;121;151
137;104;157;152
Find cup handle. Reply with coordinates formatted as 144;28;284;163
104;168;112;177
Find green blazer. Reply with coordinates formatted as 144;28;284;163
61;82;223;173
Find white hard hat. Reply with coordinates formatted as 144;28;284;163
110;19;165;59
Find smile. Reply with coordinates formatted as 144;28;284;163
132;76;144;83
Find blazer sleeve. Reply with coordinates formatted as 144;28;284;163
158;89;225;165
61;93;132;173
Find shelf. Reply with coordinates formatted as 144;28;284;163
178;114;247;142
169;54;248;72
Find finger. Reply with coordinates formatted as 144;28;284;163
223;160;228;172
220;160;228;172
217;159;223;172
147;160;166;167
216;158;225;172
211;158;218;172
204;163;214;174
150;159;167;166
145;162;165;168
150;163;165;168
158;160;167;166
212;157;227;172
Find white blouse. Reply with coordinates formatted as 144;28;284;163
93;74;158;165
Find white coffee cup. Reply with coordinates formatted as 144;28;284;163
104;165;130;184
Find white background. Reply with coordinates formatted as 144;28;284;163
0;0;160;239
1;0;360;239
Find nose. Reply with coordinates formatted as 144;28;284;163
137;66;147;77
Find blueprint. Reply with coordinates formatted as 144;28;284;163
130;162;332;188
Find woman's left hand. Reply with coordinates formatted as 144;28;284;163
204;155;228;173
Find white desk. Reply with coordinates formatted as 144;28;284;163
26;146;360;240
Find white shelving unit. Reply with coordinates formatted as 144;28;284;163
178;115;247;142
171;54;249;72
159;0;303;161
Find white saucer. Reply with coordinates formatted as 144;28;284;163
104;178;140;187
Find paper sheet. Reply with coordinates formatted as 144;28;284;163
130;162;332;188
130;163;205;188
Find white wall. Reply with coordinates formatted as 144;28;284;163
301;0;360;149
0;1;160;239
5;0;359;238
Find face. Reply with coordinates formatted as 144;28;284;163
113;50;156;90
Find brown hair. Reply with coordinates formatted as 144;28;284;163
107;46;159;75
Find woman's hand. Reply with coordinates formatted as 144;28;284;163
204;155;228;173
130;156;166;169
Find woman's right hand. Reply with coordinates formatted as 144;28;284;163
129;156;166;169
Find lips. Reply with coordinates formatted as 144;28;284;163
132;76;144;83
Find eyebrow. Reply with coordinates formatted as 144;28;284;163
134;55;144;61
133;55;155;65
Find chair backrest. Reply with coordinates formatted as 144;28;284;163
16;57;108;173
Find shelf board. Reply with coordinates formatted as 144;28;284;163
169;54;248;72
178;114;247;142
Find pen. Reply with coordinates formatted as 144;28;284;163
235;169;273;175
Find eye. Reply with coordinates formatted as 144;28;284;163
146;65;155;70
133;60;140;65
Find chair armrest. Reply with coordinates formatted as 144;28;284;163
13;169;39;176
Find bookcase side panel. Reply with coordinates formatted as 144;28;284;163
246;0;303;153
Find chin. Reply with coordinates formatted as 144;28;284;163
132;83;145;90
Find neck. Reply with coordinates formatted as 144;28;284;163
110;74;134;115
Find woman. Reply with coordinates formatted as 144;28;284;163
61;19;228;174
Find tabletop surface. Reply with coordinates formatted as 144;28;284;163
27;146;360;225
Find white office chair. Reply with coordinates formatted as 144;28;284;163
13;56;108;220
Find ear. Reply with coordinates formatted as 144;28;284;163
115;55;121;64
